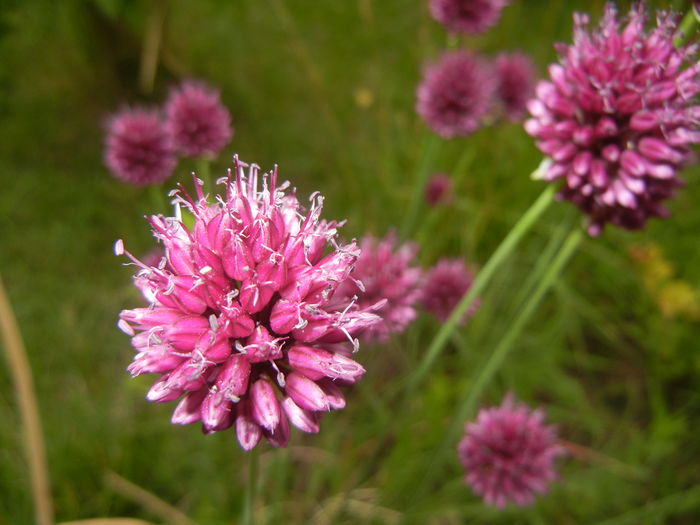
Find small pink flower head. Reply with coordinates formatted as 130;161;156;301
421;258;478;324
116;156;382;450
458;393;565;508
416;51;496;138
165;80;233;158
333;232;422;343
104;108;176;186
525;4;700;236
429;0;509;35
495;52;536;121
424;173;454;207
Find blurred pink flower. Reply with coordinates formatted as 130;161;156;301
494;52;536;121
429;0;509;34
333;233;422;343
116;156;382;450
458;394;565;508
165;80;233;158
424;173;453;206
421;258;478;323
416;51;496;138
525;3;700;235
104;108;176;186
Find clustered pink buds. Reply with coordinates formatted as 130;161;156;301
116;156;382;450
416;51;496;138
333;233;423;343
429;0;509;35
525;3;700;235
458;394;565;508
421;258;479;323
165;80;233;158
104;109;177;186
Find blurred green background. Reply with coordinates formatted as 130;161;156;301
1;0;700;523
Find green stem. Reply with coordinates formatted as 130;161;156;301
242;448;259;525
0;275;54;525
399;133;441;239
406;184;556;393
415;227;583;499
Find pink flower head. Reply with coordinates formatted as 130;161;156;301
104;108;176;186
333;232;422;343
421;258;478;324
416;51;496;138
458;394;565;508
495;52;536;121
429;0;509;35
424;173;454;206
525;4;700;236
165;80;233;158
116;156;383;450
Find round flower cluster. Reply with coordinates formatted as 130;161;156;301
116;157;382;450
104;109;177;186
458;394;564;508
525;4;700;235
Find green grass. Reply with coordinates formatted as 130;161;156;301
1;0;700;523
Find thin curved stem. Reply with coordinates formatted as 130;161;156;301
406;184;556;393
0;275;54;525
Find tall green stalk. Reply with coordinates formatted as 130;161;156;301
415;227;583;498
406;184;556;393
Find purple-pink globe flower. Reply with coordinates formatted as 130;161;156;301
333;233;422;343
104;108;176;186
116;156;383;450
458;394;565;508
525;4;700;236
495;52;536;121
421;258;478;324
416;51;496;138
429;0;509;35
165;80;233;158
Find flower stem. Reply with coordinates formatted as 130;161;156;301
414;226;582;500
242;448;259;525
0;275;54;525
406;183;556;393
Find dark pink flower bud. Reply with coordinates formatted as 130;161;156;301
104;108;176;186
165;80;233;158
416;51;496;138
285;372;330;412
281;397;320;434
458;394;565;508
421;258;479;324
